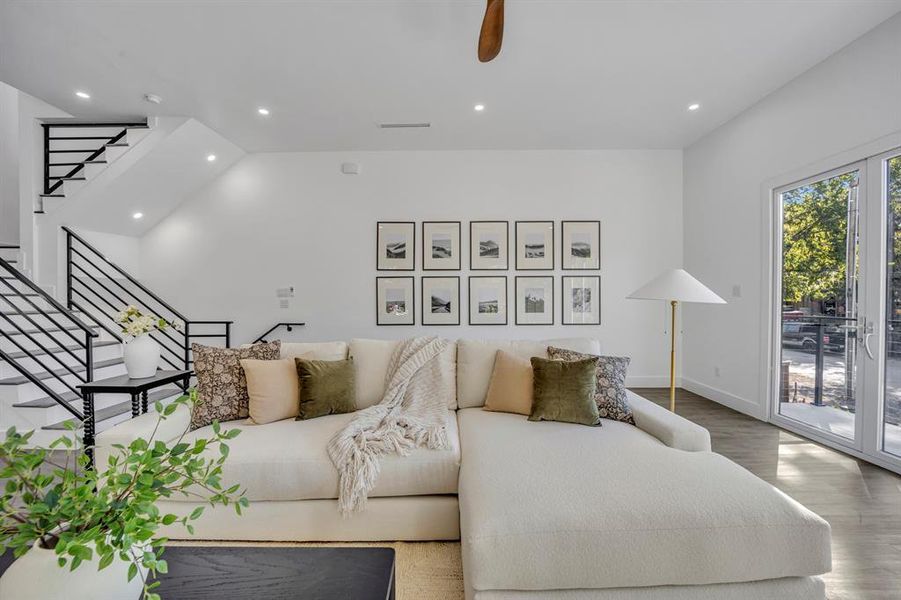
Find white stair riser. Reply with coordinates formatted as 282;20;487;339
0;344;121;379
0;295;54;311
30;391;161;428
40;196;66;214
126;128;150;147
0;311;87;330
102;145;128;162
0;362;126;404
83;162;106;180
61;178;87;196
0;330;103;353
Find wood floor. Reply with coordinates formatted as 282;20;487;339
632;388;901;600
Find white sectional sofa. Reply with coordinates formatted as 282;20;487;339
96;337;832;599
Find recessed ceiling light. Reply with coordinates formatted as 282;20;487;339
75;91;91;99
474;104;485;112
132;212;143;220
206;154;217;162
688;103;701;111
257;107;270;116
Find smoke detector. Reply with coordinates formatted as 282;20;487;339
143;93;162;105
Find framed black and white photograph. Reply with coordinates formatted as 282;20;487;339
422;276;460;325
377;222;415;271
515;221;554;270
422;222;461;270
468;276;508;325
470;221;509;270
562;276;601;325
376;277;415;325
562;221;601;270
515;276;554;325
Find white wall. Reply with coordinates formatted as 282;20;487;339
682;13;901;418
140;150;683;385
0;83;19;244
80;229;142;277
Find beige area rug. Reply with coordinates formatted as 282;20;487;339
171;540;465;600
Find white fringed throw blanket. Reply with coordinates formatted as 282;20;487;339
328;336;450;515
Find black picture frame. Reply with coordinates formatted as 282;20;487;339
376;221;415;271
561;220;601;271
469;220;509;271
515;221;555;270
422;221;462;271
561;275;601;325
468;275;508;326
421;276;461;325
376;276;415;326
515;275;554;325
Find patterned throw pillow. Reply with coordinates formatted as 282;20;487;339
191;341;281;430
547;346;634;424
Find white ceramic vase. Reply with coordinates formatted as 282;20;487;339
123;334;160;379
0;540;145;600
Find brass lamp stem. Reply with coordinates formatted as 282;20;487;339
670;300;677;412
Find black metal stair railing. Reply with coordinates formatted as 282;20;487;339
42;121;148;199
252;322;306;344
0;256;97;423
63;227;232;374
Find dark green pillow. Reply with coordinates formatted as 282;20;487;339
529;356;601;426
295;358;356;420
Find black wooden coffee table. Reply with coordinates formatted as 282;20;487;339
0;546;395;599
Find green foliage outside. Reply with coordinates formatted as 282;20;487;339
782;172;857;307
783;159;901;310
0;391;247;600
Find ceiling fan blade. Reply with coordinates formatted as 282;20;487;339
478;0;504;63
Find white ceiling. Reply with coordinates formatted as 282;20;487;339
1;1;899;152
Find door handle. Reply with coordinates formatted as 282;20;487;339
860;318;876;360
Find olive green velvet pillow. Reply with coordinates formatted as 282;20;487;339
294;358;356;420
529;356;601;427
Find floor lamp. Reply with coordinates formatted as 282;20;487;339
628;269;726;412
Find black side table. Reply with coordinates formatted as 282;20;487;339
78;369;192;466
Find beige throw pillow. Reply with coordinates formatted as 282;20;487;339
483;350;534;416
240;358;301;424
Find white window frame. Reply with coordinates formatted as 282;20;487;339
760;130;901;475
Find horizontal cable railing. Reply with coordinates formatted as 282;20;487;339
64;227;232;373
252;322;306;344
0;256;97;421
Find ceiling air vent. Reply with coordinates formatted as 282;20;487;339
378;122;431;129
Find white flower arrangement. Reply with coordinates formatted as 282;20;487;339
114;305;183;338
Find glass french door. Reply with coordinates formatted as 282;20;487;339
774;149;901;473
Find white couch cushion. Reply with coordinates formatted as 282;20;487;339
456;338;600;409
280;341;348;361
457;407;831;592
179;409;460;502
349;338;457;409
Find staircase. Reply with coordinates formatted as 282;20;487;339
38;121;150;214
0;235;231;448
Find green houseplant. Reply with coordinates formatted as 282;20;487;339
0;391;247;600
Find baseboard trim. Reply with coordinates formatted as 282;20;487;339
680;377;765;420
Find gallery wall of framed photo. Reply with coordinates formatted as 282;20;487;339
375;220;602;327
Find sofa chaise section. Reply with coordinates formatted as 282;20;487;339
457;403;831;599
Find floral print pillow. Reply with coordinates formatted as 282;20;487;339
547;346;634;425
190;341;281;430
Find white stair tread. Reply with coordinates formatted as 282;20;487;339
0;357;123;385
